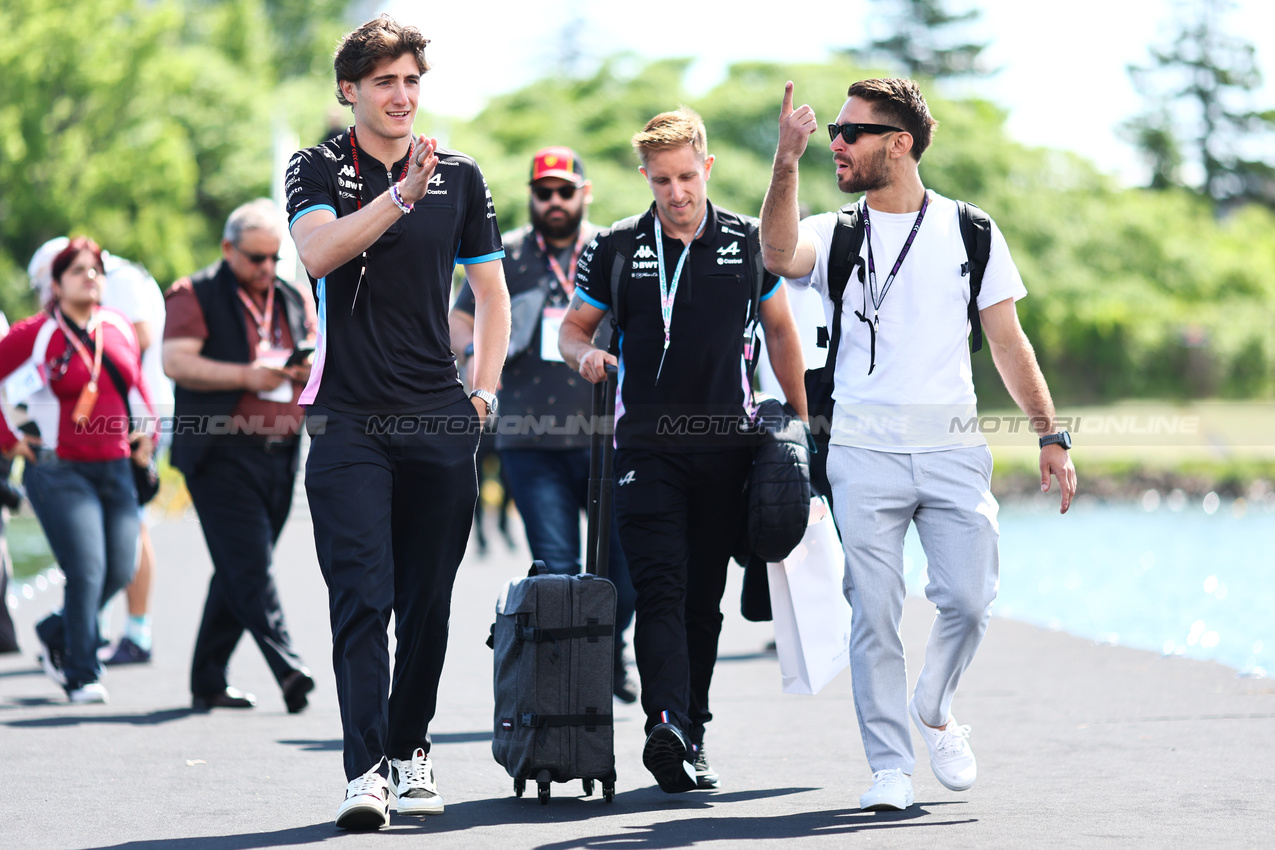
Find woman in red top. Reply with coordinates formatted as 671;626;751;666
0;237;154;704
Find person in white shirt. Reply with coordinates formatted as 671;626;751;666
761;77;1076;812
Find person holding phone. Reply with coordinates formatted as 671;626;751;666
162;198;317;716
0;237;156;703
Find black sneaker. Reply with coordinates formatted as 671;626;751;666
642;722;697;793
692;741;719;789
37;635;67;687
104;636;151;666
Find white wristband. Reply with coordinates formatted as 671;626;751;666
390;182;413;214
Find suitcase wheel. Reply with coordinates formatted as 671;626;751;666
514;777;525;798
582;778;594;797
537;769;551;805
603;780;615;803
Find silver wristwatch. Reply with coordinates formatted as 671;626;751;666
470;389;499;417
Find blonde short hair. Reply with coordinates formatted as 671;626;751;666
631;107;707;166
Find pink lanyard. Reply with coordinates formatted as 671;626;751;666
534;231;587;300
237;284;277;350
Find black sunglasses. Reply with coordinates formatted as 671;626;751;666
531;184;578;202
827;122;904;145
237;247;283;265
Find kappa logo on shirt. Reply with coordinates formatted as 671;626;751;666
717;241;744;265
618;470;636;486
426;172;448;195
340;165;356;179
634;245;656;260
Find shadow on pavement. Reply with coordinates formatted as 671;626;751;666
96;823;337;849
277;729;492;754
3;707;192;727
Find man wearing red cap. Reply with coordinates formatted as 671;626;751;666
451;147;638;703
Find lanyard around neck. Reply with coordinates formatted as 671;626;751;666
348;128;415;314
55;309;103;385
237;284;277;351
535;230;587;300
652;209;709;385
863;192;929;320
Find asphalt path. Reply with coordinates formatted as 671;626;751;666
2;493;1272;849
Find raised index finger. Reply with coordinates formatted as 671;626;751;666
781;81;795;118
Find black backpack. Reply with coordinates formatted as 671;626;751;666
805;199;992;501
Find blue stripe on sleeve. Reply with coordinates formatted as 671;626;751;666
760;278;784;302
576;289;609;311
456;250;506;266
289;205;336;229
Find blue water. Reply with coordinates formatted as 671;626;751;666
902;497;1275;676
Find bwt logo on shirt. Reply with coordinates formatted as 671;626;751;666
717;242;744;265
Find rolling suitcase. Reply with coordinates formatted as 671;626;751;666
490;365;619;804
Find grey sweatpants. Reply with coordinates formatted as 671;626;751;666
827;444;1000;775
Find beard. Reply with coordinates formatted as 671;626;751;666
837;145;890;194
529;199;585;242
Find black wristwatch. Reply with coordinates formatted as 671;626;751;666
1039;430;1072;450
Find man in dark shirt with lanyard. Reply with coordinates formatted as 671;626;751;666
284;15;510;830
560;108;807;794
450;147;639;704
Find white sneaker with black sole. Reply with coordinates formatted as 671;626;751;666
909;697;977;791
390;748;444;815
335;762;390;830
859;768;914;811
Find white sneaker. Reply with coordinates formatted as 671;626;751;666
859;768;914;811
389;748;444;815
909;697;977;791
335;762;391;830
67;682;108;704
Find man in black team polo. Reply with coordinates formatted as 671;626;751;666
450;147;639;703
284;15;510;830
560;107;808;793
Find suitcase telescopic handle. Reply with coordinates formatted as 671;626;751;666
585;364;618;577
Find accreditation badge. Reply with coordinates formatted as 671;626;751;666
540;306;567;363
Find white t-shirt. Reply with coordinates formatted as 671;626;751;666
789;191;1027;452
101;252;175;414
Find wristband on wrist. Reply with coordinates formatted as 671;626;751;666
389;181;414;214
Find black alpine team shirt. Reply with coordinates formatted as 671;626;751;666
285;131;503;414
574;201;781;452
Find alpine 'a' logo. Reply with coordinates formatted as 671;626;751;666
428;172;444;186
633;245;656;260
718;242;741;257
618;470;636;486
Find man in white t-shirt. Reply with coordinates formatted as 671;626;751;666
760;78;1077;812
99;251;173;664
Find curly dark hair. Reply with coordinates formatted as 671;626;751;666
333;14;430;107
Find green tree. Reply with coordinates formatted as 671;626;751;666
1126;0;1275;209
843;0;992;79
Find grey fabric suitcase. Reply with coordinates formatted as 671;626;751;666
491;566;617;802
489;365;619;804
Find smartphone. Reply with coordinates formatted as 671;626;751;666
285;343;315;368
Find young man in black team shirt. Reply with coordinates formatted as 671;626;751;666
284;15;510;830
560;108;807;793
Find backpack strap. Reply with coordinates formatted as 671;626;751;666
957;200;993;354
606;214;643;355
741;220;768;399
820;201;866;386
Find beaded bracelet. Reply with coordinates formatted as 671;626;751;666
389;182;414;214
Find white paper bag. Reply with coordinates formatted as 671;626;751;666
767;497;852;695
